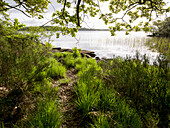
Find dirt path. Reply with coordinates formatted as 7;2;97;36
53;68;81;128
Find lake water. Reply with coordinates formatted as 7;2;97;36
50;31;159;60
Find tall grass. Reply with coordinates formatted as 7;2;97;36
75;60;102;116
74;50;143;127
47;59;66;79
26;99;62;128
91;114;110;128
146;37;170;61
100;53;169;127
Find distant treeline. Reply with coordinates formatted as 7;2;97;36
19;26;130;32
79;28;109;31
19;26;61;31
19;26;111;31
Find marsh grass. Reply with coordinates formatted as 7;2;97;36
75;67;102;116
146;37;170;60
47;58;66;79
26;99;62;128
100;53;169;127
91;114;110;128
74;52;143;127
63;55;75;68
53;52;63;59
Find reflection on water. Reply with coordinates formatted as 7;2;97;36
50;31;159;60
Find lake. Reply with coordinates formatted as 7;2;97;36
50;31;159;60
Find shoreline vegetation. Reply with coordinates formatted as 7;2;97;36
0;22;170;128
19;26;110;31
1;0;170;127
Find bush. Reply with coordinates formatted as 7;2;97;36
151;17;170;37
0;22;53;126
100;54;169;127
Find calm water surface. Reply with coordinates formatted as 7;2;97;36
50;31;158;59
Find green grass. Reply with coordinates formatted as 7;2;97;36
47;58;66;79
91;114;110;128
26;99;62;128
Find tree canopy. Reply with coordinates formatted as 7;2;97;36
151;17;170;37
0;0;170;36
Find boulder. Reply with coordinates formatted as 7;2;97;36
52;47;61;50
52;48;96;58
81;50;96;57
59;49;73;52
85;54;91;58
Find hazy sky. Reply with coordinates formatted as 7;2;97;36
4;0;170;28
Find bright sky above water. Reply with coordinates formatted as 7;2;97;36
4;0;170;29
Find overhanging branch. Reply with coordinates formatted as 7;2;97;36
76;0;81;27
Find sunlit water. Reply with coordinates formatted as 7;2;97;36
49;31;159;60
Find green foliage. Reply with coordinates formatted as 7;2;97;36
72;47;81;58
97;88;117;112
0;22;52;88
25;99;62;128
151;17;170;37
63;54;75;68
53;52;63;60
75;60;102;116
74;55;142;127
91;115;110;128
0;0;50;17
146;37;170;61
61;47;83;68
112;100;142;128
0;22;61;127
47;58;66;79
100;54;170;127
12;79;61;127
1;0;169;36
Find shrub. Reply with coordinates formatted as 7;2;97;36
0;22;53;126
100;54;169;127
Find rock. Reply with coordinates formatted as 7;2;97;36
88;53;96;57
52;47;61;50
81;50;96;57
80;53;84;57
52;49;59;53
81;50;95;54
60;49;73;52
85;54;91;58
95;57;100;60
52;48;96;58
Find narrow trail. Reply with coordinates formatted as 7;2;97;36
53;68;81;128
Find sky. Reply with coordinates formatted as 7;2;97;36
3;0;170;29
